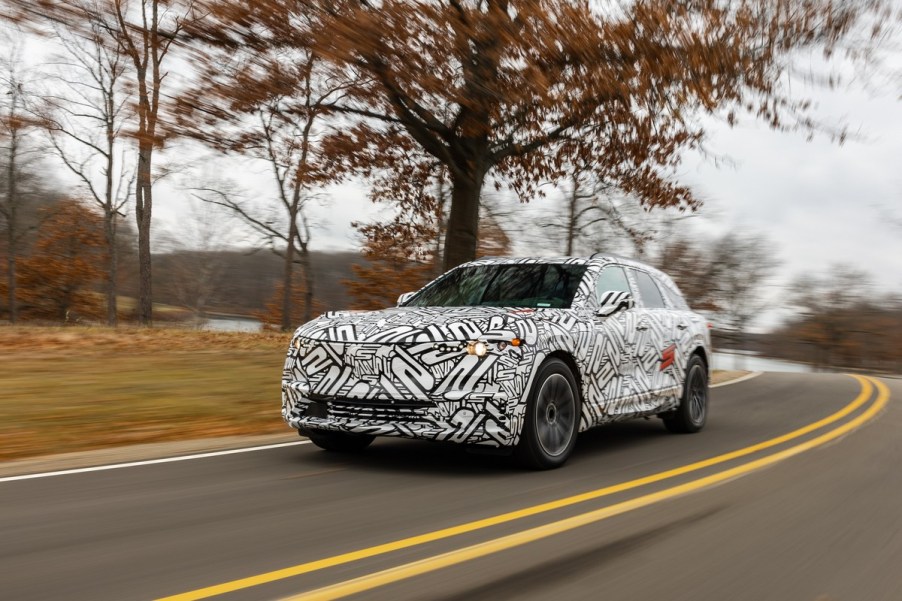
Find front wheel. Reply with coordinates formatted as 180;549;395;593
301;428;375;452
663;354;708;434
515;358;580;470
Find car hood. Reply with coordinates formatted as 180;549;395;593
294;306;550;344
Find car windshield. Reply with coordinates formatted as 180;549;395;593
405;263;588;309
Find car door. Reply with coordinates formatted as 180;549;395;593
585;264;638;422
627;268;678;398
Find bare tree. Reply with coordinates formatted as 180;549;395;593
38;15;134;325
654;230;778;342
179;28;349;330
0;36;38;322
110;0;194;326
156;198;230;323
789;265;872;368
540;165;652;257
712;236;778;332
4;0;196;325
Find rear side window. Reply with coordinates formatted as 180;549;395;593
631;269;666;309
595;266;631;302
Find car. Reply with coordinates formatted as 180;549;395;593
281;254;711;469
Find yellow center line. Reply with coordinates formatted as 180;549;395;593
158;375;875;601
284;376;890;601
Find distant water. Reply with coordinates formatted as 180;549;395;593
713;351;814;373
203;316;263;333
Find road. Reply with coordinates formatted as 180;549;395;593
1;372;899;601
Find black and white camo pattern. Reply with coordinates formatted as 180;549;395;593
282;255;710;447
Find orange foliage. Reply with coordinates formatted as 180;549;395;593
347;204;512;310
345;221;438;311
18;199;106;321
256;279;326;330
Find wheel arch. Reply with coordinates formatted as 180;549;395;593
690;346;709;375
545;350;583;395
543;350;587;431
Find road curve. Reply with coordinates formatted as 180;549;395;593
1;372;899;601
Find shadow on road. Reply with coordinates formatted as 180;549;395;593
288;419;672;476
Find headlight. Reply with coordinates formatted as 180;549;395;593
466;340;489;357
293;338;302;350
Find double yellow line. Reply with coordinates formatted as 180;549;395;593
160;375;890;601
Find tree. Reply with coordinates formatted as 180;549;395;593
653;231;778;336
178;10;347;330
347;193;511;310
345;221;441;311
788;265;872;368
257;278;325;330
5;0;198;325
38;11;134;326
112;0;193;326
539;165;651;257
192;0;893;269
18;199;106;321
709;234;778;338
0;35;41;322
156;199;230;322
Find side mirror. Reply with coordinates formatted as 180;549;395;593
397;291;416;306
596;291;634;317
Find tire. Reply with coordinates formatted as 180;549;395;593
515;358;580;469
301;428;375;452
663;354;708;434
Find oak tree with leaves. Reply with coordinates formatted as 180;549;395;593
191;0;892;269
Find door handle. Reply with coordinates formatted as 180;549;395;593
637;321;650;331
676;322;689;330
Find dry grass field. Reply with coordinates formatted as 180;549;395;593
0;326;291;460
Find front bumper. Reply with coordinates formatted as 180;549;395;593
281;380;519;446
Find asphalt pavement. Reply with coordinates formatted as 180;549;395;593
1;372;898;601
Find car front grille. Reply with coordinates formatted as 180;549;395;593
303;396;437;423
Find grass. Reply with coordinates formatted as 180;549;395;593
0;325;291;461
0;324;745;461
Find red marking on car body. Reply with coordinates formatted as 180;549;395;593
660;344;676;371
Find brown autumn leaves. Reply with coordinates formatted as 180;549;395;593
178;0;892;264
4;0;896;322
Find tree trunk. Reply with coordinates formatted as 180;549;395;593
5;251;14;323
300;247;313;324
5;117;18;323
135;143;153;326
104;108;118;326
565;178;577;256
104;214;118;326
442;169;486;270
281;223;296;332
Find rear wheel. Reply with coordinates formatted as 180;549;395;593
663;354;708;434
301;428;375;452
515;358;580;470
